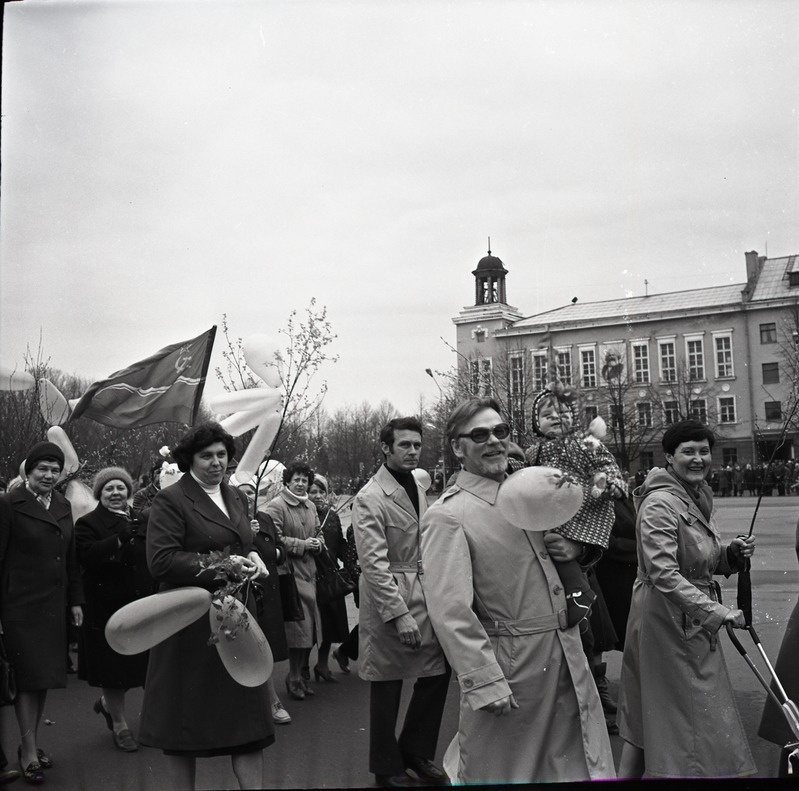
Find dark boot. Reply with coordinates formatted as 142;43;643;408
594;661;617;714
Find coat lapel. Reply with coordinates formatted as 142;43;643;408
180;475;248;544
375;465;419;521
13;487;63;527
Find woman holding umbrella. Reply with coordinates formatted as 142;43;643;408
617;420;757;779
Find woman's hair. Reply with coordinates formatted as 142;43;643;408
661;419;716;455
446;397;502;444
282;460;315;486
171;422;236;473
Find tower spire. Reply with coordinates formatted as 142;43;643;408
487;236;491;255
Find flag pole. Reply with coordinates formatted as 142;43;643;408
191;325;217;425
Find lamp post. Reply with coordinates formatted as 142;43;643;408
425;368;447;487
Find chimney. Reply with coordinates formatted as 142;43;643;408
745;250;761;283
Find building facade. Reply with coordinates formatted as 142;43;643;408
453;249;799;473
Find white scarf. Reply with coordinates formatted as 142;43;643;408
190;471;229;518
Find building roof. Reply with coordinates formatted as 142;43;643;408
513;283;745;330
473;253;507;274
750;255;799;301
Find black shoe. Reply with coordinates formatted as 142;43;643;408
374;772;418;788
0;768;22;785
93;697;113;731
594;662;617;714
404;757;449;785
17;758;43;786
34;753;51;772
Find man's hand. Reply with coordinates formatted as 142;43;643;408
393;612;422;650
480;693;519;717
543;532;583;562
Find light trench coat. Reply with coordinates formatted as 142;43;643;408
617;467;756;778
419;470;614;785
351;464;446;681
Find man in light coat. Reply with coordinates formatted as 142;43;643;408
352;417;450;788
420;398;615;784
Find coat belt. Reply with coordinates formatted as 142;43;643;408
480;610;568;635
388;561;420;573
636;569;713;591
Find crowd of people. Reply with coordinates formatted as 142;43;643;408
0;386;796;786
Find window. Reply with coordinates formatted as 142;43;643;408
722;448;738;466
584;405;598;424
580;348;597;388
690;398;707;423
632;342;650;384
714;334;734;378
475;331;485;344
765;401;782;421
637;402;652;428
509;355;526;434
663;400;679;425
718;396;736;423
608;403;622;429
532;353;548;391
686;337;705;380
470;358;492;396
658;340;677;382
760;323;777;344
639;451;654;471
762;362;780;385
556;349;572;385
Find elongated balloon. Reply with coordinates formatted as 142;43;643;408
233;407;282;483
243;334;282;389
65;479;97;522
46;426;80;477
105;587;213;655
210;596;273;686
497;466;583;532
220;409;264;437
0;364;35;391
210;387;281;416
412;468;432;492
38;378;71;425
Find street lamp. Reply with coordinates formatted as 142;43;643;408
425;368;447;487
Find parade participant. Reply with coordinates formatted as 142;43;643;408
758;515;799;777
352;417;450;789
524;382;627;627
308;475;349;682
264;461;324;700
0;441;84;785
138;422;273;791
236;481;291;725
75;467;154;752
420;398;614;784
617;419;757;779
130;458;162;520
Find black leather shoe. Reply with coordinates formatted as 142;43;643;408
404;757;449;785
374;772;418;788
0;768;22;786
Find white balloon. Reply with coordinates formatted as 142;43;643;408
38;378;71;425
106;587;213;655
46;426;80;477
412;468;432;491
0;364;35;391
243;334;282;388
209;596;273;687
65;479;96;522
219;409;264;437
496;466;584;532
234;407;283;482
209;387;281;416
159;463;183;489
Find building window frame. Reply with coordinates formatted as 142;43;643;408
631;340;650;384
579;345;597;389
636;400;653;428
765;400;782;421
684;334;706;381
760;322;777;344
657;336;677;383
663;399;679;425
531;352;548;392
762;362;780;385
690;398;707;423
470;357;493;397
712;330;734;379
555;347;572;386
718;395;737;424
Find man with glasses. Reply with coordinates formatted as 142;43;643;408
352;417;450;788
420;398;614;784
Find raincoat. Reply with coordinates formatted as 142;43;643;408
617;467;756;778
420;470;615;784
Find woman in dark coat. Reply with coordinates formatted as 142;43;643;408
236;481;292;725
758;516;799;776
75;466;155;752
0;441;84;784
138;423;273;790
309;475;349;682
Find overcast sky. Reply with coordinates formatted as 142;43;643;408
2;0;797;417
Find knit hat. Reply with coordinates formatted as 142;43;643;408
531;381;577;437
24;441;65;475
92;467;134;500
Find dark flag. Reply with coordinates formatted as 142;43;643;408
69;326;216;428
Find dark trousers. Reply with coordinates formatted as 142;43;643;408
340;624;359;660
369;667;451;776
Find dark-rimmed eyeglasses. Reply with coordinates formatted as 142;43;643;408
456;423;511;444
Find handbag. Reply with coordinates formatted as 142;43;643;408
279;557;305;622
0;626;17;707
314;549;356;605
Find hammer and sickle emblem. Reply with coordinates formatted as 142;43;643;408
175;345;192;373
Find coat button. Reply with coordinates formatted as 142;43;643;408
55;556;61;561
553;585;562;595
463;678;474;688
692;619;701;625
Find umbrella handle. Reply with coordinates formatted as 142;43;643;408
747;624;793;705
